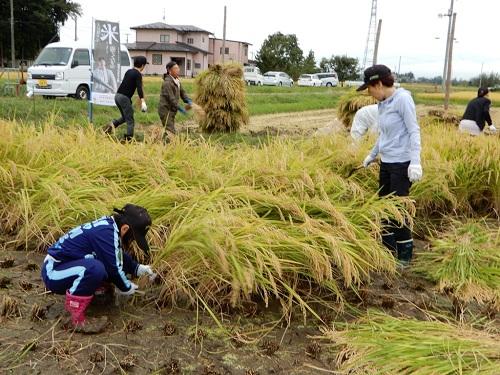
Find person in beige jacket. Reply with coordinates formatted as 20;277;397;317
158;61;192;143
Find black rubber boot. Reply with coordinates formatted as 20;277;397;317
382;232;397;257
397;240;413;266
121;134;133;143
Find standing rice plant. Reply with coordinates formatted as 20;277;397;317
413;219;500;309
336;91;377;129
194;64;249;133
321;311;500;375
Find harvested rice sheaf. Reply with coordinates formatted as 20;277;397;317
414;220;500;309
322;312;500;375
194;63;249;133
336;91;377;129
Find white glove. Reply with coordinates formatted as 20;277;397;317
363;154;376;168
115;282;139;296
137;264;157;282
408;164;423;182
141;100;148;112
489;124;497;133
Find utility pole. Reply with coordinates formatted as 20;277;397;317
74;16;78;41
444;13;456;111
373;19;382;65
222;5;227;64
441;0;454;90
10;0;15;68
479;62;484;87
397;56;402;76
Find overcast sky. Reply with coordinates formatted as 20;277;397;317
60;0;499;79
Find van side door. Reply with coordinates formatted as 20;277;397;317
67;48;91;94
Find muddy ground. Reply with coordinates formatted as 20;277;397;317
1;242;497;374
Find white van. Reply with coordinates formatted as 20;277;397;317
27;41;132;100
316;72;339;87
244;66;264;86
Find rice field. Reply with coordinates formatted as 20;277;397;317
0;86;499;373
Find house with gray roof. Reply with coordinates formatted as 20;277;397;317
127;22;250;77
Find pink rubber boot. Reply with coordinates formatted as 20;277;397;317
64;290;107;333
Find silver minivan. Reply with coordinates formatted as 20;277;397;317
317;72;339;87
263;71;294;87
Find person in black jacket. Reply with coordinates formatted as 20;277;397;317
103;56;149;141
459;87;496;135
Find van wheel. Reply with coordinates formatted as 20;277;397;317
326;82;333;87
76;85;89;100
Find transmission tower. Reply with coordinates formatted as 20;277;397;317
362;0;378;69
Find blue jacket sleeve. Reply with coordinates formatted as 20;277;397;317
123;251;139;277
91;227;132;292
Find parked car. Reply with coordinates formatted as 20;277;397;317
345;80;365;88
317;72;339;87
243;66;264;86
297;74;323;87
27;41;132;100
263;71;294;87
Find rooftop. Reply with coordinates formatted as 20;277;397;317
131;22;212;34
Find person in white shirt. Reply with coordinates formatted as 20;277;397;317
350;104;379;140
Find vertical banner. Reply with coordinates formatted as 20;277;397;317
92;20;120;106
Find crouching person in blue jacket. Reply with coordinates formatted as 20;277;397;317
41;204;156;333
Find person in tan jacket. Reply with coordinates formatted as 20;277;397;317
158;61;192;143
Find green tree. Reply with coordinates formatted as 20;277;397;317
256;32;304;80
0;0;81;67
301;50;319;74
319;55;361;82
319;57;333;73
320;55;361;82
398;72;415;83
469;72;500;88
417;76;443;85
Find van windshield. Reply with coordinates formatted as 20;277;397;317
34;47;73;66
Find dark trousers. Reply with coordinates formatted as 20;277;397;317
378;161;413;262
41;258;108;296
113;93;135;137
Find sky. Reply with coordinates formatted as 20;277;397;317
60;0;500;79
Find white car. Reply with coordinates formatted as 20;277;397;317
263;71;294;87
244;66;263;86
297;74;323;87
317;72;339;87
27;41;132;100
